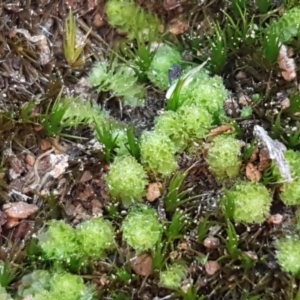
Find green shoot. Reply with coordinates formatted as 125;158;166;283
256;0;273;13
205;22;227;74
20;101;36;122
40;91;70;137
64;10;90;69
197;215;213;243
231;0;247;18
165;210;189;245
93;117;119;162
166;61;208;112
152;240;168;272
224;221;241;258
243;142;257;161
125;124;141;161
0;261;17;288
261;29;281;65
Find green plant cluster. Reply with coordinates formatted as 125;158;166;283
206;134;241;181
122;204;162;253
18;270;95;300
0;286;13;300
147;44;182;89
105;155;148;207
273;149;300;205
276;236;300;276
105;0;161;40
89;60;145;107
222;181;272;223
159;264;187;290
37;218;115;262
266;7;300;43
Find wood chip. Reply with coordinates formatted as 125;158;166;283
131;253;153;277
245;162;261;182
208;125;235;138
3;202;38;219
146;182;162;202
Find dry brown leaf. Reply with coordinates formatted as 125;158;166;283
5;217;20;229
80;171;93;183
246;163;261;182
268;214;283;225
131;253;153;277
277;45;296;82
208;125;235;138
169;19;189;35
40;139;52;151
25;154;35;167
250;150;259;162
258;149;271;172
204;260;220;276
146;182;162;202
3;202;38;219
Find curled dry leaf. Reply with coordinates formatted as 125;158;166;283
204;260;220;276
146;182;162;202
5;217;20;229
246;163;261;182
207;124;235;138
131;253;153;277
3;202;38;219
277;45;296;82
268;213;283;225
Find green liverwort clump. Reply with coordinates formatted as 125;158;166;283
76;218;115;260
89;60;145;107
122;204;162;253
178;70;228;115
140;131;177;176
37;220;79;262
147;44;182;90
276;236;300;276
159;264;187;290
273;150;300;205
267;7;300;43
106;0;160;40
206;134;241;181
222;181;272;223
105;155;148;207
48;273;95;300
154;111;186;152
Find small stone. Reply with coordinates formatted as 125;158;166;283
93;13;104;28
204;260;220;276
25;154;35;166
281;97;290;109
80;171;93;183
203;236;220;249
244;251;258;261
268;213;283;225
236;71;247;80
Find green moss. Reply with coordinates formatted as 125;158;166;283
37;220;80;262
159;264;187;290
222;181;272;223
147;44;182;90
105;156;148;207
76;218;115;259
206;135;241;181
276;237;300;275
140;131;178;176
122;204;162;253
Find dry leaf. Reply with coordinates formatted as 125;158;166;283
169;19;189;35
208;125;235;138
131;253;153;277
3;202;38;219
5;217;20;229
258;149;271;172
40;139;52;151
268;214;283;225
146;182;162;202
80;171;93;183
204;261;220;276
246;163;261;182
277;45;296;82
